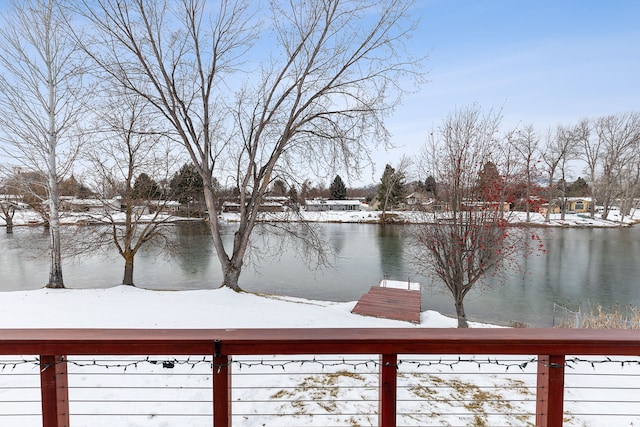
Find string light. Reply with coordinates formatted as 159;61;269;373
2;355;632;373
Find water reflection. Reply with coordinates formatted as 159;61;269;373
376;225;407;281
329;225;346;255
172;223;214;277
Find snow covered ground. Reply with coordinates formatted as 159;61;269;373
0;285;638;426
226;208;640;227
2;206;640;227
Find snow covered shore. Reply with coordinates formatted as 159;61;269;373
2;207;639;228
0;285;467;329
0;286;637;426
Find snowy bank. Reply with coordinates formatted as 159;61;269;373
0;285;473;329
0;287;637;426
2;207;639;227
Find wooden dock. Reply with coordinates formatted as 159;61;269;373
351;285;422;324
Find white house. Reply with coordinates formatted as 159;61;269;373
304;199;362;212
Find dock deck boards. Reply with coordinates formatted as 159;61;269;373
351;286;422;324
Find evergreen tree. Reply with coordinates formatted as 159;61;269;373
59;175;94;198
329;175;347;200
425;175;438;196
567;177;589;197
133;173;161;199
376;164;405;210
287;186;299;204
170;164;204;204
272;179;287;196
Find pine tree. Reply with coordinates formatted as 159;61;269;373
329;175;347;200
170;164;204;204
376;164;405;210
425;175;437;196
272;179;287;196
133;173;161;200
567;177;589;197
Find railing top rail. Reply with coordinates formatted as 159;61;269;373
0;328;638;356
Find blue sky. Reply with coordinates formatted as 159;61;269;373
0;1;637;186
373;0;640;184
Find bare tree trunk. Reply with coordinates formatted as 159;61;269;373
3;208;14;233
222;262;242;291
559;178;567;221
203;182;245;292
455;300;468;328
47;222;64;288
545;172;555;222
123;254;134;286
589;178;597;218
46;68;64;289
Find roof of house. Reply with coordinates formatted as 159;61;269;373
305;199;361;206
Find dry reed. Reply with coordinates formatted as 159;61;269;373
555;303;640;329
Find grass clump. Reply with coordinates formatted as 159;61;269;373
555;303;640;329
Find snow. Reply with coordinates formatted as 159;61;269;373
379;278;421;291
0;285;638;426
222;209;640;227
0;285;459;329
3;206;640;227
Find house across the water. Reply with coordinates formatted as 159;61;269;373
304;199;362;212
539;197;593;215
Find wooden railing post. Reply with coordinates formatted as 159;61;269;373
536;354;566;427
40;355;69;427
213;347;231;427
379;354;397;427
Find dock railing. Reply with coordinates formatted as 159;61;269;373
0;328;639;426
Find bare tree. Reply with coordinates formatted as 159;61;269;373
593;112;640;220
411;106;536;328
0;172;18;233
82;0;422;290
0;203;17;233
540;124;578;222
84;95;176;286
507;124;540;222
0;0;87;288
616;139;640;221
557;125;582;220
575;118;598;218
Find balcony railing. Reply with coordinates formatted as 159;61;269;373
0;328;638;426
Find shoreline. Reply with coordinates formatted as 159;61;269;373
2;210;636;229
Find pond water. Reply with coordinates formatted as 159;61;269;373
1;222;639;327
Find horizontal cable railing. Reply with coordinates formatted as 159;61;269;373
0;328;638;426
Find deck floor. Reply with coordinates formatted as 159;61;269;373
351;286;422;324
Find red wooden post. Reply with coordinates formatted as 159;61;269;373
40;355;69;427
379;354;397;427
213;353;231;427
536;354;566;427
